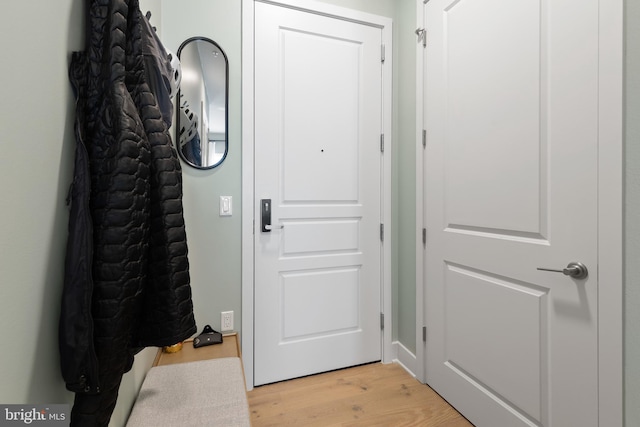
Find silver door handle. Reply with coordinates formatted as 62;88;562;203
537;262;588;279
264;224;284;230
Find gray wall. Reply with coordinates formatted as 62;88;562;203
0;1;634;426
625;0;640;424
0;0;78;411
395;0;417;354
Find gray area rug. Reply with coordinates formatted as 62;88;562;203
126;357;251;427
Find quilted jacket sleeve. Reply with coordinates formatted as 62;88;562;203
59;51;100;395
126;6;196;348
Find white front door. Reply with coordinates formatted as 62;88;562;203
423;0;599;426
253;2;384;386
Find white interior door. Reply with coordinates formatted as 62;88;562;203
423;0;599;426
254;2;383;386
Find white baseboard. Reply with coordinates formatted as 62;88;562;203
392;341;417;378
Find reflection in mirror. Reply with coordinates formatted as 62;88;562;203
176;37;228;169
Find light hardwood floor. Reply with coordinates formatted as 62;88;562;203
247;362;474;426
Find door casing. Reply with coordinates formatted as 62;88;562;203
242;0;394;390
414;0;624;425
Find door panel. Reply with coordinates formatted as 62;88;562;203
444;0;543;235
281;267;360;339
424;0;598;425
254;2;383;386
444;264;547;422
282;220;359;254
281;28;361;203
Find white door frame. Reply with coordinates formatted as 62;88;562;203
414;1;624;425
242;0;393;390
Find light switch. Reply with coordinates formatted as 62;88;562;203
220;196;232;216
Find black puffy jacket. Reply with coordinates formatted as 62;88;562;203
59;0;196;425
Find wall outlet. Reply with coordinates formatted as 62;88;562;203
221;311;234;332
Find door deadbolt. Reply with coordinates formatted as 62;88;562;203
260;199;272;232
537;262;588;280
260;199;284;232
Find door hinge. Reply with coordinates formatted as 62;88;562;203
380;313;385;330
422;129;427;148
415;28;426;48
422;326;427;342
381;44;386;63
422;228;427;246
380;134;385;153
380;223;384;242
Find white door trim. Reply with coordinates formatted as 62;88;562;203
242;0;393;390
414;0;426;385
595;2;624;425
414;0;624;425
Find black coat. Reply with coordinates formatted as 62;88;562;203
59;0;196;425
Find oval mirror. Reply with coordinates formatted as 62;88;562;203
176;37;228;169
